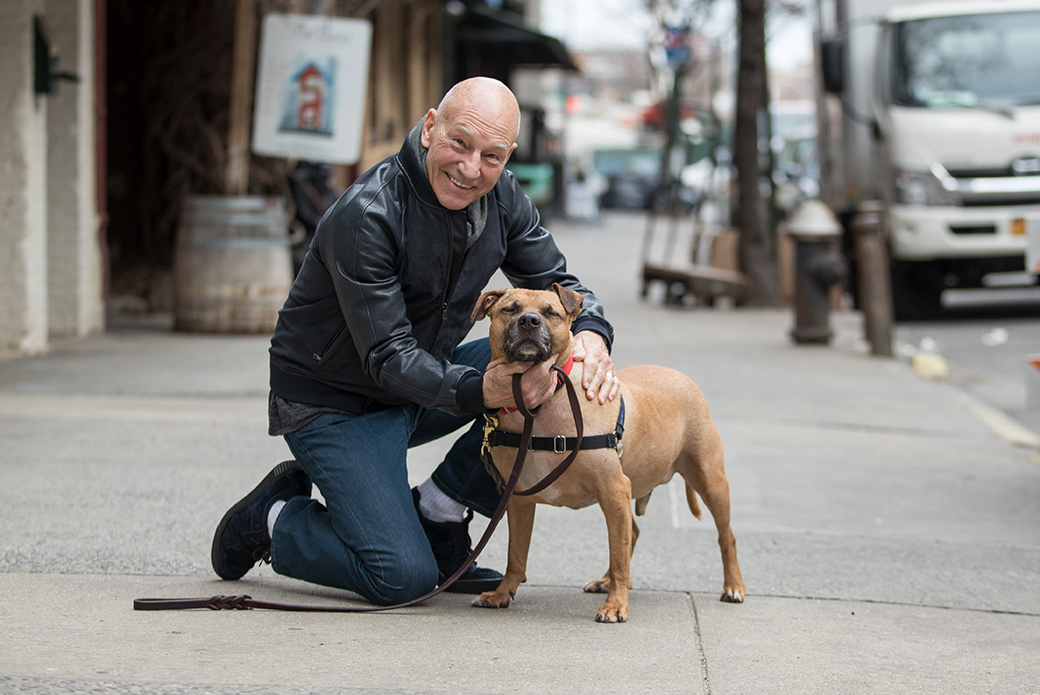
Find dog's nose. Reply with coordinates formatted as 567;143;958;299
517;313;543;330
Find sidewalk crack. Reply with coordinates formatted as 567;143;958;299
687;592;713;695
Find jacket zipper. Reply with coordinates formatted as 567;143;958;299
313;323;346;363
429;214;473;349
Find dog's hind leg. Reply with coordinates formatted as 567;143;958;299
679;447;745;604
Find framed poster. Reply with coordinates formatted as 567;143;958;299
252;14;372;164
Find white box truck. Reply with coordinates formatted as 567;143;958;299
820;0;1040;319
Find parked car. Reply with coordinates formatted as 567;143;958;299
600;170;656;210
593;146;700;212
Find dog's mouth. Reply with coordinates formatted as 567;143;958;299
502;322;553;363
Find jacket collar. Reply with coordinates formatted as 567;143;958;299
399;119;442;209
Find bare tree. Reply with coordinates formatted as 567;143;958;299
733;0;783;306
642;0;717;190
643;0;790;306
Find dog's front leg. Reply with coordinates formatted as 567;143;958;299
472;496;536;609
584;515;638;594
593;471;633;623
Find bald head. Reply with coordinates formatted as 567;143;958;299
436;77;521;143
420;77;521;210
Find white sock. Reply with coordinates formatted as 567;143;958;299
416;478;466;523
267;499;287;538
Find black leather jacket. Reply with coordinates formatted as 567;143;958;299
269;133;612;418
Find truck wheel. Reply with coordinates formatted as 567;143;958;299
890;260;943;321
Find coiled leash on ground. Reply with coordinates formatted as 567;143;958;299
133;365;584;613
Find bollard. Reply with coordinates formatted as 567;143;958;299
787;200;846;344
852;201;894;357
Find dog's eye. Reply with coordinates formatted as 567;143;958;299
544;308;560;320
501;305;520;314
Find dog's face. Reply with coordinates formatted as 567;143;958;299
471;284;584;366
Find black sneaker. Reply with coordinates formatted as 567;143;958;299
211;460;311;580
412;488;504;594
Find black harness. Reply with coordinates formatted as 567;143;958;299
480;370;626;497
484;395;626;455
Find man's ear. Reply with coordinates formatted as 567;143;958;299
471;289;507;323
552;283;584;319
420;108;437;148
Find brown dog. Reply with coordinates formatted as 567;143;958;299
469;283;744;623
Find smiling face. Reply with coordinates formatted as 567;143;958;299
420;78;520;210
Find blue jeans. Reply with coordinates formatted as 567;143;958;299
272;339;499;605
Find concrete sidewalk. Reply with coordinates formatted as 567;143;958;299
1;211;1039;694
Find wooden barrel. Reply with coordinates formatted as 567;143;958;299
173;195;292;333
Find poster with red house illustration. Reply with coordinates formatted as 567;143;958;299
252;14;371;164
287;63;332;135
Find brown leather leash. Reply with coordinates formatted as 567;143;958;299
133;366;582;613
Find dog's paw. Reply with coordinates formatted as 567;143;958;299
471;589;515;609
583;577;610;594
595;603;628;623
720;588;745;603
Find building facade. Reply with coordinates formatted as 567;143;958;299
0;0;103;356
0;0;570;357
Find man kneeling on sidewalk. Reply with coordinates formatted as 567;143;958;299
211;77;617;605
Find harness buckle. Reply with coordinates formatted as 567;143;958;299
553;435;567;454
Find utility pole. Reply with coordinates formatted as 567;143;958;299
657;24;691;208
734;0;782;306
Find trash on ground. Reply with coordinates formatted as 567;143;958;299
912;352;949;380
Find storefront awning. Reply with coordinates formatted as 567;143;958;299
452;5;577;71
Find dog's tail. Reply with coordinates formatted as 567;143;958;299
685;484;703;520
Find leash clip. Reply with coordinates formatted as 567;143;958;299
481;413;499;457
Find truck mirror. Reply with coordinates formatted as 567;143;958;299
821;37;844;94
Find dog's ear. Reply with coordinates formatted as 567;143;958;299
552;283;584;319
471;289;507;323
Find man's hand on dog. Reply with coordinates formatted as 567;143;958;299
482;353;560;411
572;331;620;404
